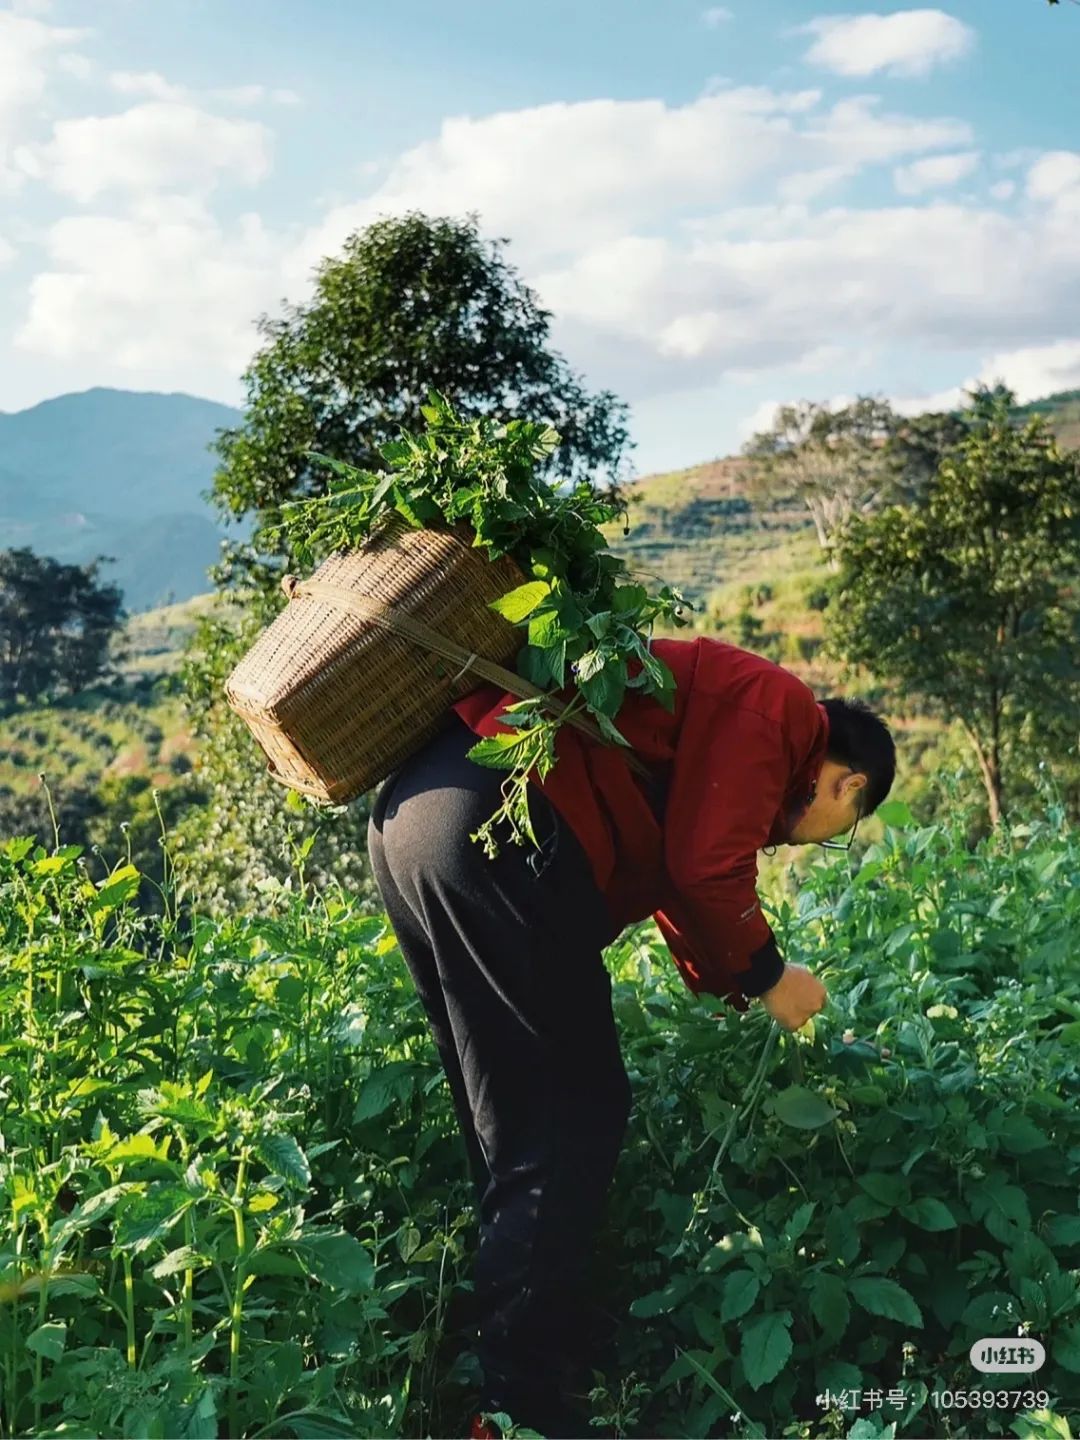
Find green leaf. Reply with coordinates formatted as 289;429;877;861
1045;1214;1080;1247
488;581;551;623
151;1245;211;1279
526;606;568;649
849;1276;923;1328
856;1172;910;1208
1053;1322;1080;1374
720;1269;760;1322
629;1273;697;1318
809;1273;850;1339
25;1321;67;1362
771;1085;839;1130
353;1061;417;1122
580;659;626;717
741;1310;793;1390
257;1134;311;1188
612;583;648;613
466;734;523;771
88;864;141;914
899;1197;957;1231
113;1187;192;1254
876;800;914;829
575;648;605;681
593;710;631;748
782;1201;817;1244
397;1225;421;1262
298;1228;374;1293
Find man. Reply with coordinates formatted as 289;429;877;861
366;635;896;1439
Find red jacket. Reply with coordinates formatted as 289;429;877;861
452;636;830;1012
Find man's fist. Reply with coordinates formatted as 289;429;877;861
759;963;827;1031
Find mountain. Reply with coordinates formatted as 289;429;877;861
0;388;242;611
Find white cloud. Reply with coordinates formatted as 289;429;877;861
27;101;273;200
294;87;970;276
0;11;85;119
15;195;285;380
989;179;1015;201
109;70;188;102
801;9;974;78
0;10;87;191
702;7;734;24
893;149;978;195
737;398;784;441
55;52;95;80
974;340;1080;403
526;187;1080;407
107;72;301;108
214;84;302;107
1026;150;1080;216
891;384;966;416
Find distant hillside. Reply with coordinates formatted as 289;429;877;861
1011;387;1080;449
0;388;242;611
611;388;1080;612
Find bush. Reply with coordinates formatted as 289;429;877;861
0;771;1077;1437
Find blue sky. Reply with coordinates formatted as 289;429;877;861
1;0;1078;475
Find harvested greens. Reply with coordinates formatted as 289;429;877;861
272;390;690;855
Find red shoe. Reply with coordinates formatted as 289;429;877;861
469;1415;501;1440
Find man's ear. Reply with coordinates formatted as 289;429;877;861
848;772;869;801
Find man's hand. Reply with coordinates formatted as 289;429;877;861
758;963;827;1030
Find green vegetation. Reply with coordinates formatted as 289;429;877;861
209;211;632;597
274;391;687;854
827;393;1080;828
0;548;124;706
1;776;1077;1437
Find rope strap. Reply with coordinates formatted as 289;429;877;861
281;575;652;781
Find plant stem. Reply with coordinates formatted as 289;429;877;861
31;1223;50;1431
122;1252;136;1368
183;1210;195;1350
228;1149;250;1438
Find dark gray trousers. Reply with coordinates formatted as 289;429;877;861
367;714;632;1435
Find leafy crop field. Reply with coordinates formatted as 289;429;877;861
1;780;1079;1439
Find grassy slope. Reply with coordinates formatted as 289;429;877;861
0;594;215;802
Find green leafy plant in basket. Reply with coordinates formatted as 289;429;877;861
267;389;690;857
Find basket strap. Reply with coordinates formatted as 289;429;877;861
282;575;652;781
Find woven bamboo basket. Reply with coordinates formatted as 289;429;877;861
224;514;529;804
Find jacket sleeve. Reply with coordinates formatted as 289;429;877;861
654;681;798;1001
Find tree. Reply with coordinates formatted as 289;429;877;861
881;409;971;505
825;392;1080;827
209;210;633;592
186;212;636;908
741;397;897;570
0;549;124;705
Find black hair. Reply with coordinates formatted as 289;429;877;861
820;697;896;817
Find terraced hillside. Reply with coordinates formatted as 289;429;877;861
608;456;814;611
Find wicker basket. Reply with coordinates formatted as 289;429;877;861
225;514;528;804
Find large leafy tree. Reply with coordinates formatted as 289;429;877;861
741;396;898;569
826;390;1080;826
0;548;124;706
209;210;633;594
182;211;634;907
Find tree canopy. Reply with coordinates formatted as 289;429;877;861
825;390;1080;826
0;548;124;706
209;211;633;593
